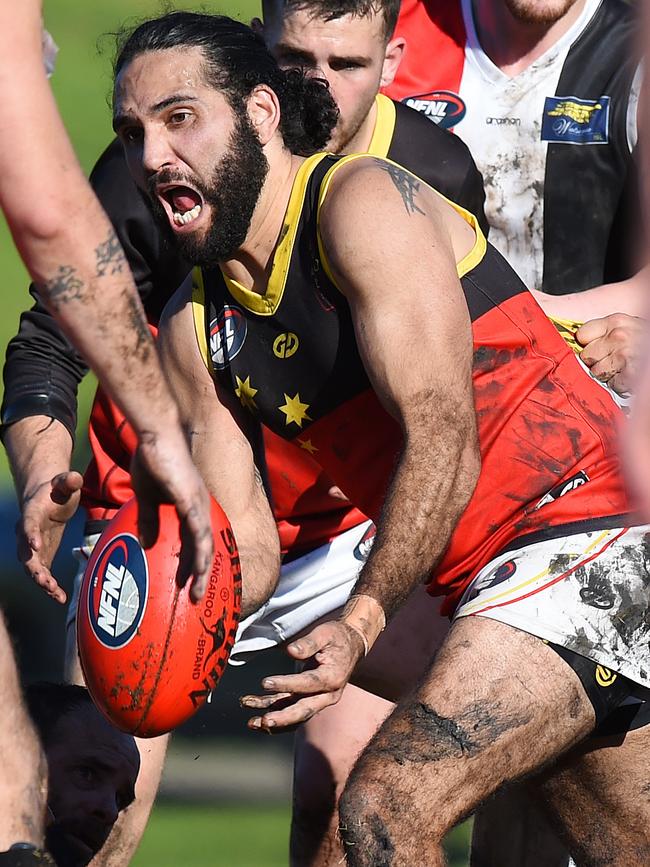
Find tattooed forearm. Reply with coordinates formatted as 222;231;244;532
39;265;85;311
95;229;126;277
378;163;425;216
124;290;153;360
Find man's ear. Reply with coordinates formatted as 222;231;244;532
251;17;264;35
247;85;281;146
380;36;406;89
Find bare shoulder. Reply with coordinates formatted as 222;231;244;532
321;156;436;221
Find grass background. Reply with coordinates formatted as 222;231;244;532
1;3;472;863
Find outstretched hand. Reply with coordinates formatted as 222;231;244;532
240;621;365;732
17;471;83;604
131;427;214;603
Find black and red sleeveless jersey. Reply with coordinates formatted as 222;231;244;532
80;95;485;553
193;152;633;613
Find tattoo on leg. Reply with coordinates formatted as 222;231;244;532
95;228;127;277
378;163;425;216
39;265;84;310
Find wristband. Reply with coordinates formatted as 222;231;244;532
340;594;386;657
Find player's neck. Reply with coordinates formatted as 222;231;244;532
472;0;587;77
220;151;303;293
339;100;378;156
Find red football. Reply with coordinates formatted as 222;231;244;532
77;496;241;737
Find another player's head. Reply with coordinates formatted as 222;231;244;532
112;12;338;266
26;683;140;867
260;0;404;152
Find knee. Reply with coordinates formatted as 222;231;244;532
338;758;425;867
338;774;393;867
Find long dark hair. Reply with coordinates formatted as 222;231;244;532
114;12;339;156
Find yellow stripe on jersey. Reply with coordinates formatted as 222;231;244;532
315;153;487;286
221;152;330;316
191;267;212;373
367;94;396;158
548;315;585;355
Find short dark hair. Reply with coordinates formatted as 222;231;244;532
114;12;339;157
262;0;400;41
25;683;94;748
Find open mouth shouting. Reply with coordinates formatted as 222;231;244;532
156;182;206;231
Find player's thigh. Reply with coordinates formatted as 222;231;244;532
537;713;650;861
291;684;394;865
294;683;394;808
343;616;595;837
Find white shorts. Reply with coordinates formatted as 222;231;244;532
454;524;650;690
67;520;375;666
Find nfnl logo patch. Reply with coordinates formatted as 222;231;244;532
541;96;610;145
209;306;247;370
88;534;148;649
402;90;466;129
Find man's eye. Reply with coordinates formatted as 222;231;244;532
330;60;362;71
169;111;192;125
75;765;97;785
121;127;142;144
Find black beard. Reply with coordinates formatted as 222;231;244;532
147;112;269;267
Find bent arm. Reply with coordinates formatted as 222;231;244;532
321;159;481;626
157;281;281;617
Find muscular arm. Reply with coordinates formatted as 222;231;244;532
322;159;481;620
157;281;281;617
243;158;480;730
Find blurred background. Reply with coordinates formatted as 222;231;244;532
0;2;470;863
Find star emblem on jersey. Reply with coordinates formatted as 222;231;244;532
235;375;258;412
298;438;318;454
279;393;311;428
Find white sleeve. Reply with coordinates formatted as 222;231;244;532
626;60;643;153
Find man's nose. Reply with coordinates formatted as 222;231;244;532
141;131;175;176
91;790;120;827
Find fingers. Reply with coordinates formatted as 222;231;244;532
19;547;66;604
183;495;214;604
50;471;84;505
246;692;341;731
241;666;341;702
136;494;160;550
575;317;609;346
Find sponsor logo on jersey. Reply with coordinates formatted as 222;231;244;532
87;533;148;649
486;116;521;125
273;332;300;359
541;96;610;145
402;90;466;129
353;523;376;562
534;470;590;511
209;306;247;370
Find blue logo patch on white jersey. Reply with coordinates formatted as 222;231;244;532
541;95;610;145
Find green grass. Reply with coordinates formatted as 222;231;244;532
0;0;261;487
132;804;291;867
131;803;471;866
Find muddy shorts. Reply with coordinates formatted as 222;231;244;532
454;525;650;728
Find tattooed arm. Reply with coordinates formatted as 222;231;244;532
0;0;213;597
243;157;480;730
157;280;281;617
